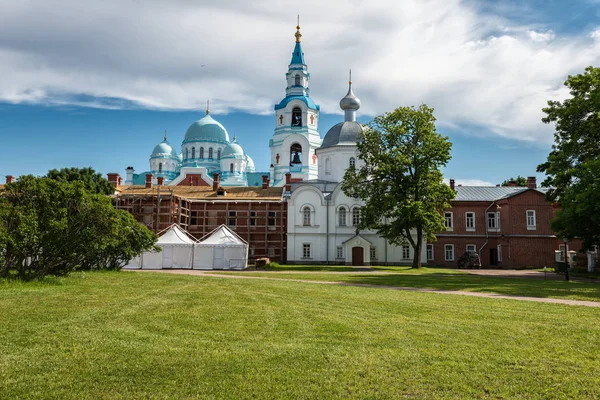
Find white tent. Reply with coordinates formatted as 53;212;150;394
193;225;248;270
137;224;196;269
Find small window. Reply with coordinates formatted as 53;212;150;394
302;206;311;226
249;211;256;226
465;212;475;231
209;147;213;160
217;149;221;160
349;157;356;168
230;163;234;173
426;244;434;261
191;147;196;159
294;74;300;86
487;212;500;230
228;211;236;226
158;162;162;172
199;147;204;160
526;210;536;230
337;246;343;259
444;244;454;261
325;158;331;175
303;243;311;258
190;211;198;226
370;246;377;260
185;148;189;160
268;211;276;226
338;207;347;226
402;246;410;260
467;244;477;253
352;208;360;226
444;212;453;230
498;245;502;262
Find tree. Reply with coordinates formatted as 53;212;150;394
537;66;600;250
342;105;455;268
501;176;528;186
46;167;114;195
0;176;157;280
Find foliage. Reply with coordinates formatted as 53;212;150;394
501;175;528;186
537;66;600;250
342;105;455;268
456;251;482;269
46;167;115;195
0;176;157;280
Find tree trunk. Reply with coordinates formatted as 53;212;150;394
412;227;423;269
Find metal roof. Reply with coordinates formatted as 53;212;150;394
454;186;549;201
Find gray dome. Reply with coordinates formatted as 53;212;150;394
339;83;361;111
320;121;363;149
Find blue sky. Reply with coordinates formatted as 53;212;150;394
1;0;599;186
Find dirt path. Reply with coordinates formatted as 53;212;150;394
128;269;600;308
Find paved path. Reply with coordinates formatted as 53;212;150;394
129;269;600;308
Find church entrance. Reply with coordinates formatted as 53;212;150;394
352;247;364;266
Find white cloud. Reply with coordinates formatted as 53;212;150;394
0;0;599;144
444;178;494;187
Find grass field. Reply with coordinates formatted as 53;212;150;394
1;271;600;399
218;266;600;302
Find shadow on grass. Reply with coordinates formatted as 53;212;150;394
264;265;359;272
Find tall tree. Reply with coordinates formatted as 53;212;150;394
342;105;455;268
501;176;528;186
537;66;600;250
46;167;114;195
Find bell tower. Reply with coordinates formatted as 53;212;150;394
269;18;321;186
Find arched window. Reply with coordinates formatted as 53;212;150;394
325;158;331;175
230;163;234;173
191;147;195;159
338;207;347;226
217;149;221;160
158;162;162;172
352;208;360;226
209;147;213;159
290;143;302;165
185;148;189;160
295;74;300;86
349;157;356;168
303;206;311;226
292;107;302;127
199;147;204;159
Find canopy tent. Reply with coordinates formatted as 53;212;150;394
193;224;248;270
135;224;196;269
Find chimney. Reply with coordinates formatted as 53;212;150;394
118;177;123;186
496;184;500;187
145;174;153;189
157;176;164;186
5;175;15;184
107;173;120;187
508;181;516;187
262;175;269;189
449;179;455;191
125;166;134;185
285;172;292;192
213;173;220;191
527;176;537;189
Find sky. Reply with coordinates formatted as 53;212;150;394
1;0;599;186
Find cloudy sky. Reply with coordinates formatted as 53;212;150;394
1;0;599;185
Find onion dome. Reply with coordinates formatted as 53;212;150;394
221;137;245;159
320;121;363;149
339;70;361;115
151;136;179;159
183;112;230;144
245;155;256;172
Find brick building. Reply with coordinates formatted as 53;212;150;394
113;174;287;264
428;177;582;268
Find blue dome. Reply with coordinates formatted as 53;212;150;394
183;114;230;144
151;139;178;158
221;141;245;159
245;155;255;172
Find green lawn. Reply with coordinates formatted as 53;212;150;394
219;268;600;302
264;264;465;274
1;271;600;399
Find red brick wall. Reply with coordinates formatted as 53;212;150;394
176;174;210;187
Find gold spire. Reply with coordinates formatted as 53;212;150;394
206;99;210;114
295;15;302;42
349;69;352;85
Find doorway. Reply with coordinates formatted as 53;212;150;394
352;247;364;266
489;248;498;266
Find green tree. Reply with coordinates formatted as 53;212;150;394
0;176;157;280
537;66;600;250
501;176;528;186
46;167;114;195
342;105;455;268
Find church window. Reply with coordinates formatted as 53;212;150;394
292;107;302;127
158;163;162;172
349;157;356;168
302;206;311;226
371;247;377;260
352;208;360;226
191;147;195;159
337;246;343;259
217;149;221;160
230;163;234;173
209;147;213;159
199;147;204;159
338;207;347;226
185;148;189;160
325;158;331;175
302;243;311;258
295;74;300;86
